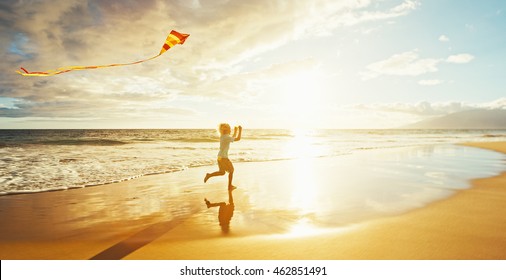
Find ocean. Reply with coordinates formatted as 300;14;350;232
1;129;506;195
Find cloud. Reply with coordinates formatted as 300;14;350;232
446;53;474;64
438;35;450;42
363;50;475;80
418;79;443;86
391;0;421;13
362;50;440;79
481;97;506;110
331;0;421;26
354;98;506;117
465;23;476;32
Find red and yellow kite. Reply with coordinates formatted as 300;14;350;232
16;30;189;77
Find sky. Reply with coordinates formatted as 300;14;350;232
1;0;505;129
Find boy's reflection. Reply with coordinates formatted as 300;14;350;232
204;189;234;234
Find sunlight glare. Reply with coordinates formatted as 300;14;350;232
283;129;328;159
286;131;321;215
285;217;321;237
278;69;324;129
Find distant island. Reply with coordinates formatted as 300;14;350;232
402;109;506;129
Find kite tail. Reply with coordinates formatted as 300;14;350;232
16;30;189;77
16;54;163;77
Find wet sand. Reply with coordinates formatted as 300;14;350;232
1;142;505;259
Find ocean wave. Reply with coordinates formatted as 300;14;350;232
0;166;187;196
244;136;293;141
173;136;293;142
164;146;217;150
172;137;218;143
482;134;505;138
131;138;157;142
59;158;80;163
37;139;129;146
0;186;72;196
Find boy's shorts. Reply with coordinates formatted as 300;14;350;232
217;157;234;173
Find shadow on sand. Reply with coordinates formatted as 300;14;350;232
90;217;187;260
91;189;236;259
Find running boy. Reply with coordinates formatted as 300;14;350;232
204;123;242;190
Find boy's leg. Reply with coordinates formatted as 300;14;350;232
223;159;236;190
204;159;226;183
204;170;225;183
204;198;225;208
228;171;234;189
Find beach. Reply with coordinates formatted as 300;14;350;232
0;141;505;260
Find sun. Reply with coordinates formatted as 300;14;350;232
277;69;324;129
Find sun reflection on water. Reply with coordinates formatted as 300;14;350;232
283;130;329;214
283;129;323;159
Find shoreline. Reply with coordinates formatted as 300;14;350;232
0;142;505;259
0;140;499;198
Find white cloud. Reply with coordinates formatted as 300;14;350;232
438;35;450;42
362;50;440;79
418;79;443;86
481;97;506;110
363;50;475;80
391;0;421;15
446;53;474;64
333;0;421;27
355;98;506;116
465;23;476;32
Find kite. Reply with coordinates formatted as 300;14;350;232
16;30;189;77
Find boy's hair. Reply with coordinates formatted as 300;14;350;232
218;123;231;135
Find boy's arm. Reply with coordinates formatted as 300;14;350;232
234;125;242;141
